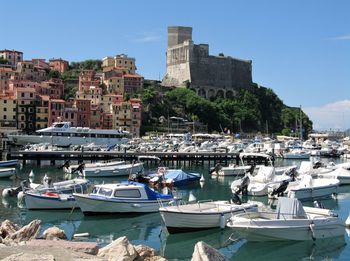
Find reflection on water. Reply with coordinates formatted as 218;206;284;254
160;228;234;260
228;236;347;261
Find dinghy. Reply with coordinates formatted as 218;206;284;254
0;168;16;178
24;191;77;210
227;197;345;241
0;159;18;167
159;200;260;234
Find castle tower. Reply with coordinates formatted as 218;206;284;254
167;26;192;47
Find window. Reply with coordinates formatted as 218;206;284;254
21;93;24;97
4;100;7;104
3;115;6;120
114;189;141;198
3;107;6;111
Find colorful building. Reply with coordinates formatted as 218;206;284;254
0;95;17;128
75;99;91;127
16;87;36;131
123;73;143;95
79;70;100;93
49;58;69;73
0;49;23;68
48;99;65;126
36;95;49;129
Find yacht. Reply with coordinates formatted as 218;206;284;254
8;122;131;146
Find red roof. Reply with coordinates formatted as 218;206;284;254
50;99;65;103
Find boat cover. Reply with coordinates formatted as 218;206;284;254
276;197;306;219
163;170;199;182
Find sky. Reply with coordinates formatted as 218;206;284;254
2;0;349;131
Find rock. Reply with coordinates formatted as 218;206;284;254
7;219;41;243
27;239;99;255
43;226;67;240
98;236;139;261
0;220;20;238
144;257;167;261
135;245;157;259
1;252;55;261
191;241;227;261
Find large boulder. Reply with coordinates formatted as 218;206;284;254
0;220;20;239
135;245;157;259
191;241;227;261
7;220;41;243
42;226;67;240
98;236;139;261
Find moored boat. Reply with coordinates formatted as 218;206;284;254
0;168;16;178
0;159;18;167
81;162;144;177
227;197;345;241
159;200;259;234
74;182;174;215
24;191;77;210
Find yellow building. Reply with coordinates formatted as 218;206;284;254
103;75;124;94
102;54;136;74
0;95;17;128
36;95;49;129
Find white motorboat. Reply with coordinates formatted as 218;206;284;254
159;200;259;234
231;166;292;196
285;174;339;200
29;176;91;194
227;197;345;241
213;164;251;176
24;191;77;210
73;182;174;215
317;163;350;185
283;149;310;159
0;168;16;178
0;159;18;167
81;162;144;177
63;160;126;174
8;121;131;146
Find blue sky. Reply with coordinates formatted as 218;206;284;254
2;0;350;130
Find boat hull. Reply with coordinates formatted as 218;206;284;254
218;166;250;176
25;193;77;210
74;194;172;214
0;160;18;167
0;168;16;178
229;221;345;241
83;163;144;177
287;183;338;200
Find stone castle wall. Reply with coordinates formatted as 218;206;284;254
162;26;253;99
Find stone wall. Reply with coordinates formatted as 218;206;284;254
162;26;253;99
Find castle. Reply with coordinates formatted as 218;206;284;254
162;26;253;99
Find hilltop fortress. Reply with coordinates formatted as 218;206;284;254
162;26;253;99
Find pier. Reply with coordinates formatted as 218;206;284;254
8;150;242;166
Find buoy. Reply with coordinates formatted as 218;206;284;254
29;170;34;178
200;175;205;182
188;191;197;202
345;213;350;228
73;232;90;238
17;191;25;202
219;213;226;229
2;188;12;198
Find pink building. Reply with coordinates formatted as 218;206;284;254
129;98;142;137
79;70;100;93
102;112;113;129
76;99;91;127
48;99;65;125
123;73;143;95
32;59;50;70
40;78;64;99
62;107;78;127
49;58;69;73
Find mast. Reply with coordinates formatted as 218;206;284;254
300;105;303;141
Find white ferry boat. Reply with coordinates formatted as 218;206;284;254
8;122;131;146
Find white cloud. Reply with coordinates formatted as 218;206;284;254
329;34;350;40
133;32;161;43
304;100;350;131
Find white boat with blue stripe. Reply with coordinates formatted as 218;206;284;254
73;181;174;215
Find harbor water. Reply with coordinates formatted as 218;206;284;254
1;158;350;260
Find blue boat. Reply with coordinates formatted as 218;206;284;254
148;169;201;187
0;159;18;167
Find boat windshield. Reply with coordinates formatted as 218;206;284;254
113;189;141;198
53;123;66;128
98;187;113;197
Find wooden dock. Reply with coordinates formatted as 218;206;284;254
8;150;241;166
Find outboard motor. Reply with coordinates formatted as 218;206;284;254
231;192;242;205
42;175;53;188
232;175;250;196
210;163;222;175
285;167;297;181
58;160;70;170
270;180;289;197
72;163;85;175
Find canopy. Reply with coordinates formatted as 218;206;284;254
276;197;306;219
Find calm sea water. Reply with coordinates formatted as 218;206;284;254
1;158;350;260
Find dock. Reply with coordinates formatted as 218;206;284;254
8;150;242;166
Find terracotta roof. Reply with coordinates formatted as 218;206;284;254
50;99;65;103
38;95;50;101
123;73;143;78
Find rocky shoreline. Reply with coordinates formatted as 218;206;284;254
0;219;228;261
